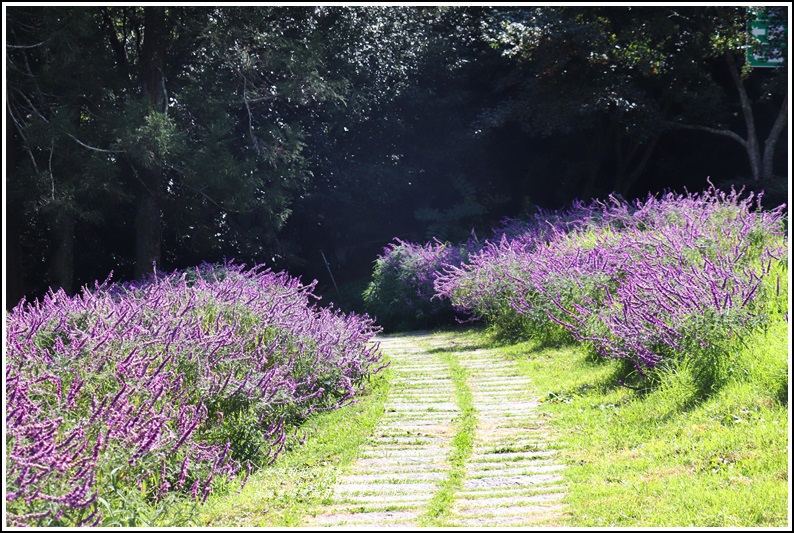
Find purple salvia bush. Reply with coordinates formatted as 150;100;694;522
435;196;621;339
436;185;787;377
363;237;478;330
6;262;384;526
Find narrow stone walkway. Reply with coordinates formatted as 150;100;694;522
441;333;566;527
304;331;567;527
305;332;459;527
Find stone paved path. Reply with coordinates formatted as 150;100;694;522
304;331;567;528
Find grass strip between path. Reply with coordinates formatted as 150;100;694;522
197;359;392;527
419;346;477;527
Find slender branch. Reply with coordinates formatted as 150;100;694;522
160;68;168;117
765;92;788;146
624;136;641;168
100;7;129;73
725;49;761;183
6;37;55;49
129;164;158;198
49;140;55;200
725;51;756;140
194;187;256;214
6;18;57;49
19;43;47;105
165;163;258;214
13;89;123;154
623;134;660;195
762;93;788;180
64;132;124;154
229;94;277;106
242;78;260;152
665;121;748;149
6;99;40;173
12;87;48;122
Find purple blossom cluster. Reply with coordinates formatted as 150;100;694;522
435;196;631;337
435;185;787;374
363;238;478;329
6;262;384;526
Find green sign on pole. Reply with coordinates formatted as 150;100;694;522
747;9;786;68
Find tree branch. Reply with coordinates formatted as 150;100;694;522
11;87;49;122
160;68;168;117
6;99;40;174
49;140;55;201
665;121;748;149
12;87;123;154
64;132;124;154
194;187;257;214
762;92;788;181
6;36;55;49
725;51;755;136
100;7;131;84
765;92;788;147
242;78;261;153
623;134;660;195
165;163;258;214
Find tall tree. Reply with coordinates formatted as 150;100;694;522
7;7;125;298
133;7;167;278
666;6;788;186
284;6;517;282
482;5;787;196
6;6;466;302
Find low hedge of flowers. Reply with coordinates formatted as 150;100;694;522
6;262;385;526
366;184;787;388
436;185;788;386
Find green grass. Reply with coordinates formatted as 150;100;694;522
419;344;477;526
163;313;786;527
474;318;790;527
195;361;392;527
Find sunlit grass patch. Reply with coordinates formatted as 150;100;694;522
198;362;391;527
484;315;789;527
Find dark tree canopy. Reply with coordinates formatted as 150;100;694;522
4;5;788;309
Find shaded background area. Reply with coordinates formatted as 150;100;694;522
5;5;789;311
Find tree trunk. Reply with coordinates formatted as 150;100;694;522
762;93;788;183
48;208;75;295
668;59;785;187
726;52;762;185
615;134;660;196
5;104;27;310
134;191;161;279
582;119;608;200
134;6;167;279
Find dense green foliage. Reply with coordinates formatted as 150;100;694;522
6;6;787;308
362;238;476;331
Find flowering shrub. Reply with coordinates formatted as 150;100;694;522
363;238;477;330
6;262;384;526
435;197;623;341
435;185;788;386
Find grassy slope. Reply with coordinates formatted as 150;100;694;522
196;361;392;527
487;318;790;527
